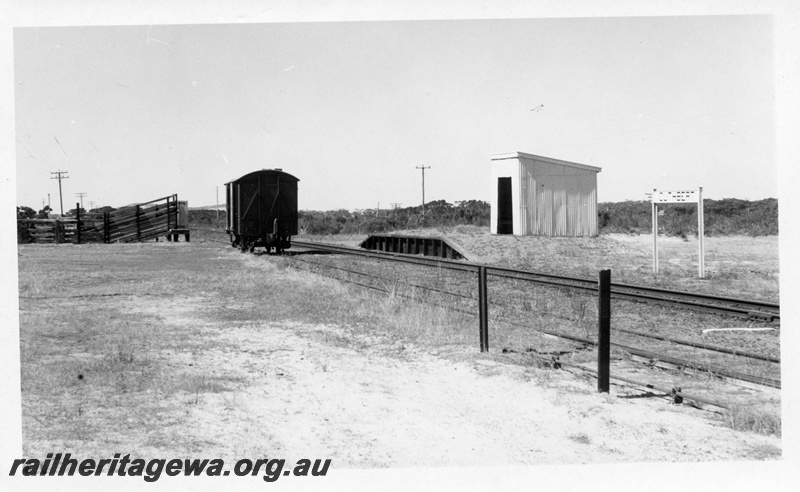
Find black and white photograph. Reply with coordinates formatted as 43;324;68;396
2;1;798;491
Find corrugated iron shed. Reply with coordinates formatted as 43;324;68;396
490;152;602;237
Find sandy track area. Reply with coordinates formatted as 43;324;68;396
147;297;779;467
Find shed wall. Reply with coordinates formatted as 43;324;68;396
490;152;599;237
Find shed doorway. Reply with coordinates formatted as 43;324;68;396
497;177;513;234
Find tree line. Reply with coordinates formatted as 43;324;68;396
598;198;778;237
298;199;490;235
295;198;778;237
20;197;778;237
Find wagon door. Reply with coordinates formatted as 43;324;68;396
237;180;261;237
257;173;281;236
275;176;298;237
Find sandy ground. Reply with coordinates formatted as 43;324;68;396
137;295;780;467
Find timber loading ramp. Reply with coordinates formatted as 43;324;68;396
359;234;469;260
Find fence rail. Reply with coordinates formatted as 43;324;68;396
17;195;186;245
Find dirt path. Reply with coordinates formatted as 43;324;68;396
150;298;780;467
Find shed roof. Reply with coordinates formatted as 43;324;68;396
490;151;602;173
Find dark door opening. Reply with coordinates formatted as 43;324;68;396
497;177;513;235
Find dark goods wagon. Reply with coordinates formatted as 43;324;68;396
225;169;299;253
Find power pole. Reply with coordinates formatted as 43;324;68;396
51;170;69;215
415;165;430;221
76;192;87;211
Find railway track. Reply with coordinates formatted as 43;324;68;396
292;240;780;323
289;240;780;390
190;231;780;390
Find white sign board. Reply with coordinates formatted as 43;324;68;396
653;190;698;204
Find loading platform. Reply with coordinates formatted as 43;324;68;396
359;234;468;260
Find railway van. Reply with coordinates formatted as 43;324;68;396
225;169;299;253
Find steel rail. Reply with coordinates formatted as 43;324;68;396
185;236;778;388
195;230;777;316
292;240;779;321
485;263;779;313
295;253;782;390
289;240;781;388
487;268;779;319
489;289;780;364
290;248;781;387
197;231;777;321
615;342;780;389
611;327;780;363
498;318;781;389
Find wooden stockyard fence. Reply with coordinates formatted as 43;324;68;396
17;195;187;245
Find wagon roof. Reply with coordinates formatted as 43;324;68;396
225;169;300;185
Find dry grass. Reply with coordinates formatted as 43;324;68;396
18;245;251;455
725;404;782;436
19;298;239;454
355;286;474;345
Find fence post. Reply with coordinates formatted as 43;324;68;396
172;194;177;229
166;195;172;230
103;212;109;243
54;220;61;244
478;266;489;352
136;205;141;241
597;269;611;393
76;202;81;244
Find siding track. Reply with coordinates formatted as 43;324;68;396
293;240;779;323
190;230;780;391
290;240;780;390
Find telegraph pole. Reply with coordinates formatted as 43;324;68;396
76;192;87;211
51;170;69;215
415;165;430;221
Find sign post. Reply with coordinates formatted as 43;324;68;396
651;187;705;278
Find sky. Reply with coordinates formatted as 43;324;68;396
12;15;777;212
